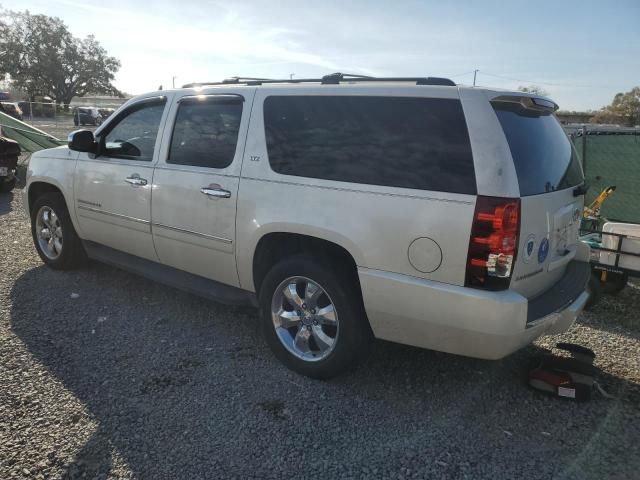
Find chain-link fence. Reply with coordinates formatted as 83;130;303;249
569;127;640;224
1;100;127;140
12;100;125;121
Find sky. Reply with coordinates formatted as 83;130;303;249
3;0;639;111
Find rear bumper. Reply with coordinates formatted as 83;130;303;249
358;260;590;360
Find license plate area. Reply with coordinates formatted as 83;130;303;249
553;203;582;256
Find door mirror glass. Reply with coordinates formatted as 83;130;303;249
68;129;96;152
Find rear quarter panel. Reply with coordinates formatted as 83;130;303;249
235;85;477;292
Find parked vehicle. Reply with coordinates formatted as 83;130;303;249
72;107;102;126
24;74;591;378
98;108;116;120
0;136;20;193
0;102;24;121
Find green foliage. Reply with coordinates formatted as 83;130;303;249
0;8;121;106
591;87;640;127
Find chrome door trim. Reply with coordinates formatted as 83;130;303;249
178;93;245;103
152;222;233;244
153;165;238;177
77;204;150;224
200;185;231;198
124;174;148;186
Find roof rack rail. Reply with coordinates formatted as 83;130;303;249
182;73;456;88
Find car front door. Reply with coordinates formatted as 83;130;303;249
73;95;171;261
151;89;254;287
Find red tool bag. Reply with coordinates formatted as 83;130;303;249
529;343;596;402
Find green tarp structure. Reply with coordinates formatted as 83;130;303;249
573;131;640;224
0;110;65;153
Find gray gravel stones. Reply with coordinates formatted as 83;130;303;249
1;189;639;479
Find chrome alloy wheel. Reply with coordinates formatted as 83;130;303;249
271;276;339;362
35;206;63;260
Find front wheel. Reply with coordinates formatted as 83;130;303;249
259;254;372;379
31;192;86;270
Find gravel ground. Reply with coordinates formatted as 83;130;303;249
1;187;639;480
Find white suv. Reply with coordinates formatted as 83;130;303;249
24;73;591;378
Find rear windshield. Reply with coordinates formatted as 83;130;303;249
264;96;476;194
492;101;583;196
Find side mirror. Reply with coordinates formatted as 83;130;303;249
68;129;96;153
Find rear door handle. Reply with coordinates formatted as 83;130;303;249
200;184;231;199
124;174;148;186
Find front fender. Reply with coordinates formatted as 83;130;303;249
25;147;80;229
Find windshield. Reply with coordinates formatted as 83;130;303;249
492;101;584;196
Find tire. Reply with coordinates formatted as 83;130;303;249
601;271;628;295
259;254;372;379
0;176;16;193
585;272;601;310
30;192;86;270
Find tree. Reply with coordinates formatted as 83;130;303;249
517;85;548;97
0;9;121;109
591;87;640;127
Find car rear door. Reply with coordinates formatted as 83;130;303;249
490;96;586;298
73;95;171;261
150;88;255;287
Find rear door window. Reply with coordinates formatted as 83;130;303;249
168;96;243;169
492;101;584;196
264;96;476;194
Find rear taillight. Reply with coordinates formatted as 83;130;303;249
465;196;521;290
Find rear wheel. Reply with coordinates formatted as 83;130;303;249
259;254;372;379
31;193;86;270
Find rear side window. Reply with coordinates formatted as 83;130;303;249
492;101;584;196
168;96;243;169
264;96;476;194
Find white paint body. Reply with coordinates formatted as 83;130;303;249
24;82;590;360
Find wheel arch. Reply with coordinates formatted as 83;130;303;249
27;180;66;215
250;229;365;297
26;180;82;236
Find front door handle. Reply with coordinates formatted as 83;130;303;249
124;174;148;186
200;184;231;199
